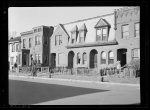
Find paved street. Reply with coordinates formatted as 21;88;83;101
9;75;140;105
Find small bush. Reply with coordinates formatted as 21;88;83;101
128;59;140;71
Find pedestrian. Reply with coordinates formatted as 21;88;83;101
14;63;17;72
116;61;121;74
31;60;37;77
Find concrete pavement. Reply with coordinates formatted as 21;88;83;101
9;75;140;105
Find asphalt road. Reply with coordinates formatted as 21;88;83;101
9;76;140;105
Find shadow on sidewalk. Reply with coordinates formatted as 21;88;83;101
9;80;109;105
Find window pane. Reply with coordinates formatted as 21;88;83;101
109;51;114;59
80;31;84;38
77;53;81;64
122;25;129;32
72;32;76;39
97;29;101;35
135;23;139;30
132;49;140;59
101;52;106;59
59;35;62;45
103;28;107;34
123;32;129;37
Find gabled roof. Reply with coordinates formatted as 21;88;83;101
59;24;70;38
9;36;21;42
70;25;78;32
79;23;87;31
94;18;111;28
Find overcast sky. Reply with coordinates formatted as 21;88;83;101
8;7;123;37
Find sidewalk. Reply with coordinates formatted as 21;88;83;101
9;75;140;105
9;71;140;87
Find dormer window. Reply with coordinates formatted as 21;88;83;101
70;25;78;44
79;24;87;43
95;18;111;42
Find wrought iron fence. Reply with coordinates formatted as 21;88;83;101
18;66;139;78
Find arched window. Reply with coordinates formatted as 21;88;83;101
101;51;106;64
108;51;114;64
77;52;81;64
82;52;87;64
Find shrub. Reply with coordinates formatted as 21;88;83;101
127;59;140;77
128;59;140;71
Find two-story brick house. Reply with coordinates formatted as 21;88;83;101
50;6;140;69
20;26;54;67
8;36;21;70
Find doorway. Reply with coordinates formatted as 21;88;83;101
68;51;75;68
117;48;127;67
90;49;98;68
51;53;56;68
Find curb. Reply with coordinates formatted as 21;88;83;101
9;74;140;87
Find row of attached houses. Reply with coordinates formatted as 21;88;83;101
8;7;140;70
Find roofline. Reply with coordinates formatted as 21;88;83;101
62;13;114;26
32;25;51;29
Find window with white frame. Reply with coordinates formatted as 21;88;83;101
77;52;81;64
132;48;140;60
18;54;21;65
12;44;15;52
135;22;140;38
29;38;32;48
23;39;26;48
55;35;62;46
71;32;76;44
38;28;42;32
96;28;102;41
16;44;20;52
102;28;107;41
10;57;14;65
122;24;129;39
108;51;114;64
101;51;106;64
59;35;62;45
58;53;65;65
35;35;40;45
82;52;87;65
79;31;85;43
35;54;40;64
96;27;108;41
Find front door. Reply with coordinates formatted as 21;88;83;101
117;49;127;67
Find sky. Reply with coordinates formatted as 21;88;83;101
8;7;123;37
